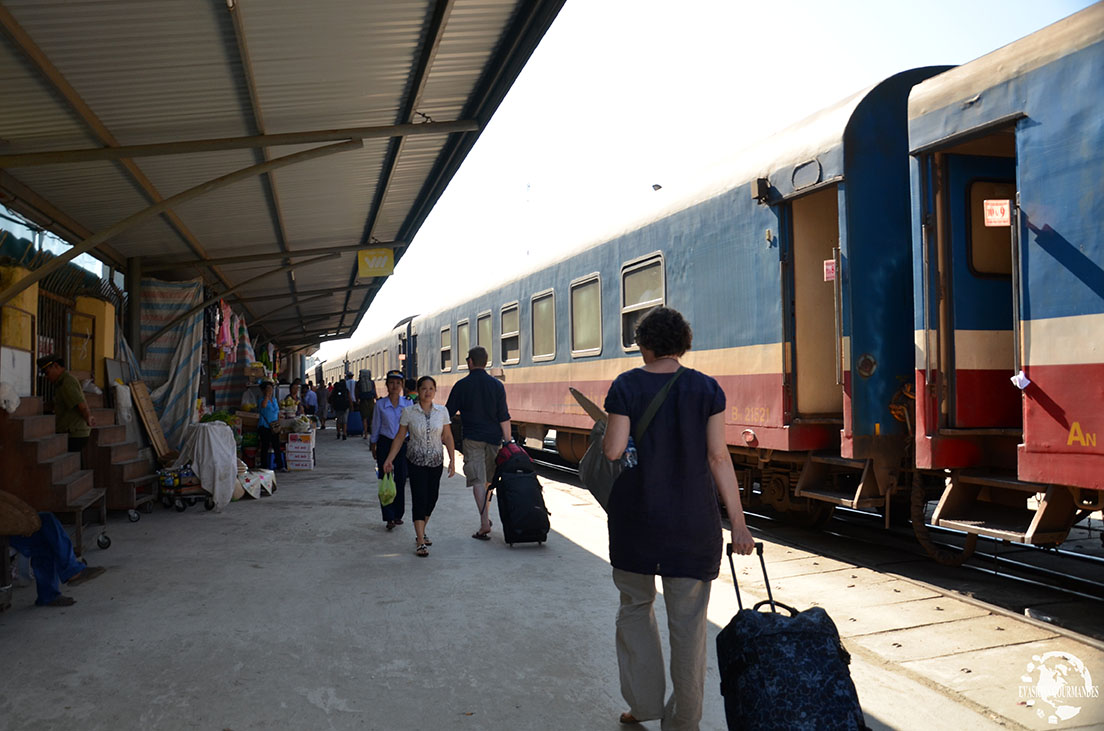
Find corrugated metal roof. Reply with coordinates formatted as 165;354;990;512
0;0;564;351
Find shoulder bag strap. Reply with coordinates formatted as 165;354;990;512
633;366;685;442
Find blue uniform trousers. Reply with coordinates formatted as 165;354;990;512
9;513;86;605
376;435;407;522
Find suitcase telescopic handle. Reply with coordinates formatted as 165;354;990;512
727;541;777;613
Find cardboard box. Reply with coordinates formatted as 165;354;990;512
287;458;314;471
287;432;314;444
236;411;259;430
286;444;313;457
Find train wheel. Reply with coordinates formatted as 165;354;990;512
910;478;977;566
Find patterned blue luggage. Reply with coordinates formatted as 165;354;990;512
716;542;867;730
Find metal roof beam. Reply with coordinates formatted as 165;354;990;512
0;4;245;295
0;139;362;306
140;252;340;358
0;171;126;270
232;283;374;304
256;311;349;326
0;120;479;168
247;293;344;326
226;0;305;327
340;0;456;332
145;241;401;269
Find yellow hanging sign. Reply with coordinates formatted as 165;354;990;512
357;248;394;279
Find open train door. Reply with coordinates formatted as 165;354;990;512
941;152;1021;433
924;130;1076;546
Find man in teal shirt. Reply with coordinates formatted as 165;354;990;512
37;354;96;453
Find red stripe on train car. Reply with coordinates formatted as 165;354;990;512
953;369;1022;428
1018;363;1104;490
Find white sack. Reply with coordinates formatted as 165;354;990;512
173;422;237;509
0;381;20;414
114;383;133;424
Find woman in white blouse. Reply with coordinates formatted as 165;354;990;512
383;375;456;556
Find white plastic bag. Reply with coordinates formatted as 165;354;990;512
114;383;133;424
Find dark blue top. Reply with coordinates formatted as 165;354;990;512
445;369;511;444
604;367;726;581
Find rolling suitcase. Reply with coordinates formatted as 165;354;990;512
490;444;550;545
716;542;867;731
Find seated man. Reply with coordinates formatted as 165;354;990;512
9;511;105;607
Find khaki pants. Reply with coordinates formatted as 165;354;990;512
612;568;711;731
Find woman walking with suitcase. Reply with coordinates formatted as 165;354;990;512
602;307;754;730
383;375;456;557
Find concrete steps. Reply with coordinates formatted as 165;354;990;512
85;416;156;512
0;396;104;541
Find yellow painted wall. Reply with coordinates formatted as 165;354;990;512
0;265;37;350
75;296;116;388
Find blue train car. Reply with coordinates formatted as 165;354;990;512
354;67;945;526
909;4;1104;545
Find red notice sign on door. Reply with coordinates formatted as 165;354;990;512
983;199;1011;227
823;259;836;282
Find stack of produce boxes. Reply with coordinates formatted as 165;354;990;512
286;432;315;471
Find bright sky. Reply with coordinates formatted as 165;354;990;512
316;0;1094;365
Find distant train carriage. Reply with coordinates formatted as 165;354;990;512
342;6;1102;557
909;4;1104;545
358;66;948;529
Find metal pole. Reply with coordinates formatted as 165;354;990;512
0;120;477;167
126;256;142;354
146;241;403;269
257;311;349;327
0;139;362;307
248;294;341;326
1011;192;1023;374
139;253;339;358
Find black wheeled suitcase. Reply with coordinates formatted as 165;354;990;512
491;447;550;545
716;542;867;731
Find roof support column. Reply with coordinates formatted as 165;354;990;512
126;256;142;354
0;138;363;308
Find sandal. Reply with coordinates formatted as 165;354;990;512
422;535;432;546
619;712;641;725
415;544;429;557
471;530;491;541
386;520;395;531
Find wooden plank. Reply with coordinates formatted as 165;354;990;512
129;381;171;460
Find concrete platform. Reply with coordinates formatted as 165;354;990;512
2;433;1101;730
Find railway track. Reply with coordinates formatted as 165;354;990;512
524;446;1104;641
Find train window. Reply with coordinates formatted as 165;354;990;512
440;326;452;372
383;349;389;373
570;274;602;357
501;303;520;365
457;320;470;370
969;181;1015;276
531;290;555;361
477;312;492;365
621;255;665;350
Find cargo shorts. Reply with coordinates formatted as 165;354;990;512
462;439;500;487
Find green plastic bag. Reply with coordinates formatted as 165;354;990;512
379;472;396;507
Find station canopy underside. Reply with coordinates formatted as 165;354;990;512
0;0;563;351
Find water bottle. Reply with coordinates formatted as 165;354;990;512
621;436;638;469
